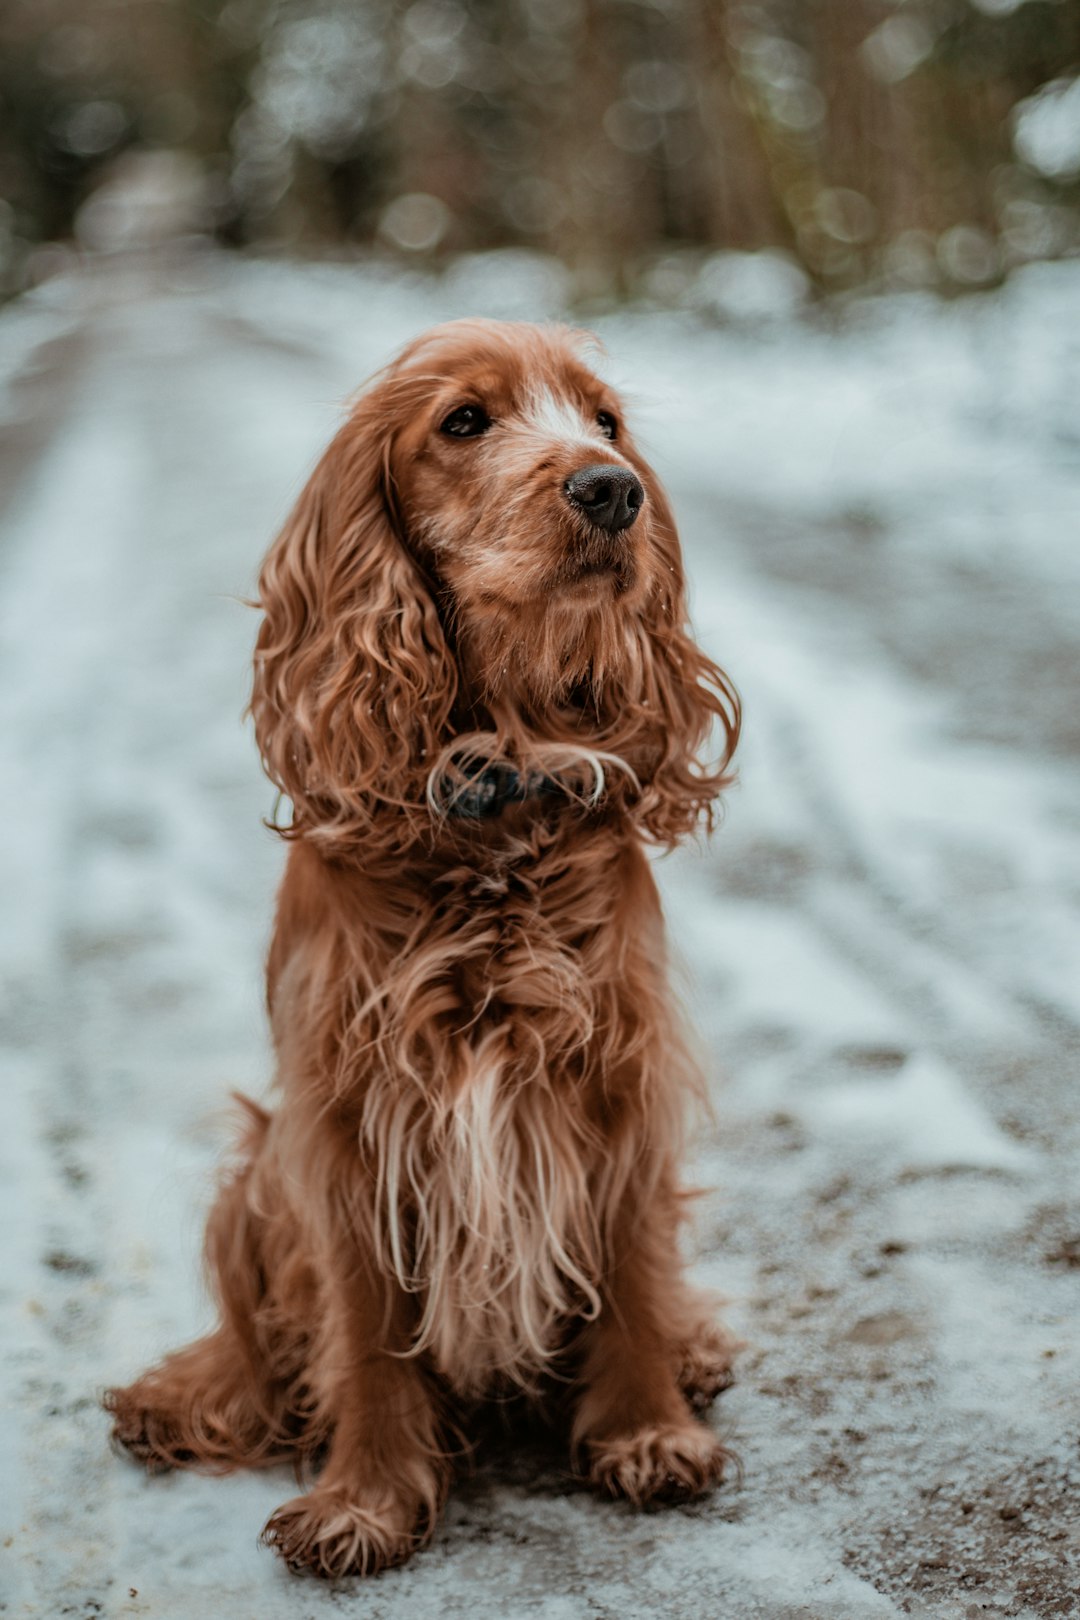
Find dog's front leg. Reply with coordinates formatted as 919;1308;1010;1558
573;1172;730;1505
261;1243;448;1578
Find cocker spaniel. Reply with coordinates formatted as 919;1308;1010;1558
106;318;741;1577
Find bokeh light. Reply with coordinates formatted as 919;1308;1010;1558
0;0;1077;301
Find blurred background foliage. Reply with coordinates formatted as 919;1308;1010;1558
1;0;1079;305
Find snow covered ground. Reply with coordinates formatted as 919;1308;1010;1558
1;249;1079;1619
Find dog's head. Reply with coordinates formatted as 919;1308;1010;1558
251;318;737;850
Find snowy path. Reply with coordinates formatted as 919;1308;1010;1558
1;254;1078;1620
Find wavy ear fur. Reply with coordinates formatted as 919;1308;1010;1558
250;395;456;852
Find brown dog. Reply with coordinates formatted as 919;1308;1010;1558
106;319;740;1576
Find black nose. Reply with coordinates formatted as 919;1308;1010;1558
564;464;644;532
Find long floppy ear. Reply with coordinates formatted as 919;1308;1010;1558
250;394;457;851
619;479;741;845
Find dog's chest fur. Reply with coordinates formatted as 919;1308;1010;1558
357;846;651;1398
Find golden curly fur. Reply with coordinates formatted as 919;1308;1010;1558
105;318;741;1577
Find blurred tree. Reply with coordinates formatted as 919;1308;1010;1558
0;0;1078;299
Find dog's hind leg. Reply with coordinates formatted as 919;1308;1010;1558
105;1325;287;1473
105;1099;306;1473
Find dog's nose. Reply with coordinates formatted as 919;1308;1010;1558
565;464;644;532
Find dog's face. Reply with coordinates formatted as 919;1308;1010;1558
252;318;737;849
392;322;658;615
379;321;678;702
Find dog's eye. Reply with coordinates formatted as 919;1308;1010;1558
597;411;618;441
440;404;491;438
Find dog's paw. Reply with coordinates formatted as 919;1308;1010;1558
586;1422;729;1506
104;1386;191;1474
261;1487;424;1578
676;1320;739;1411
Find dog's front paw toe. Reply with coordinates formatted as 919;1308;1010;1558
586;1422;729;1505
